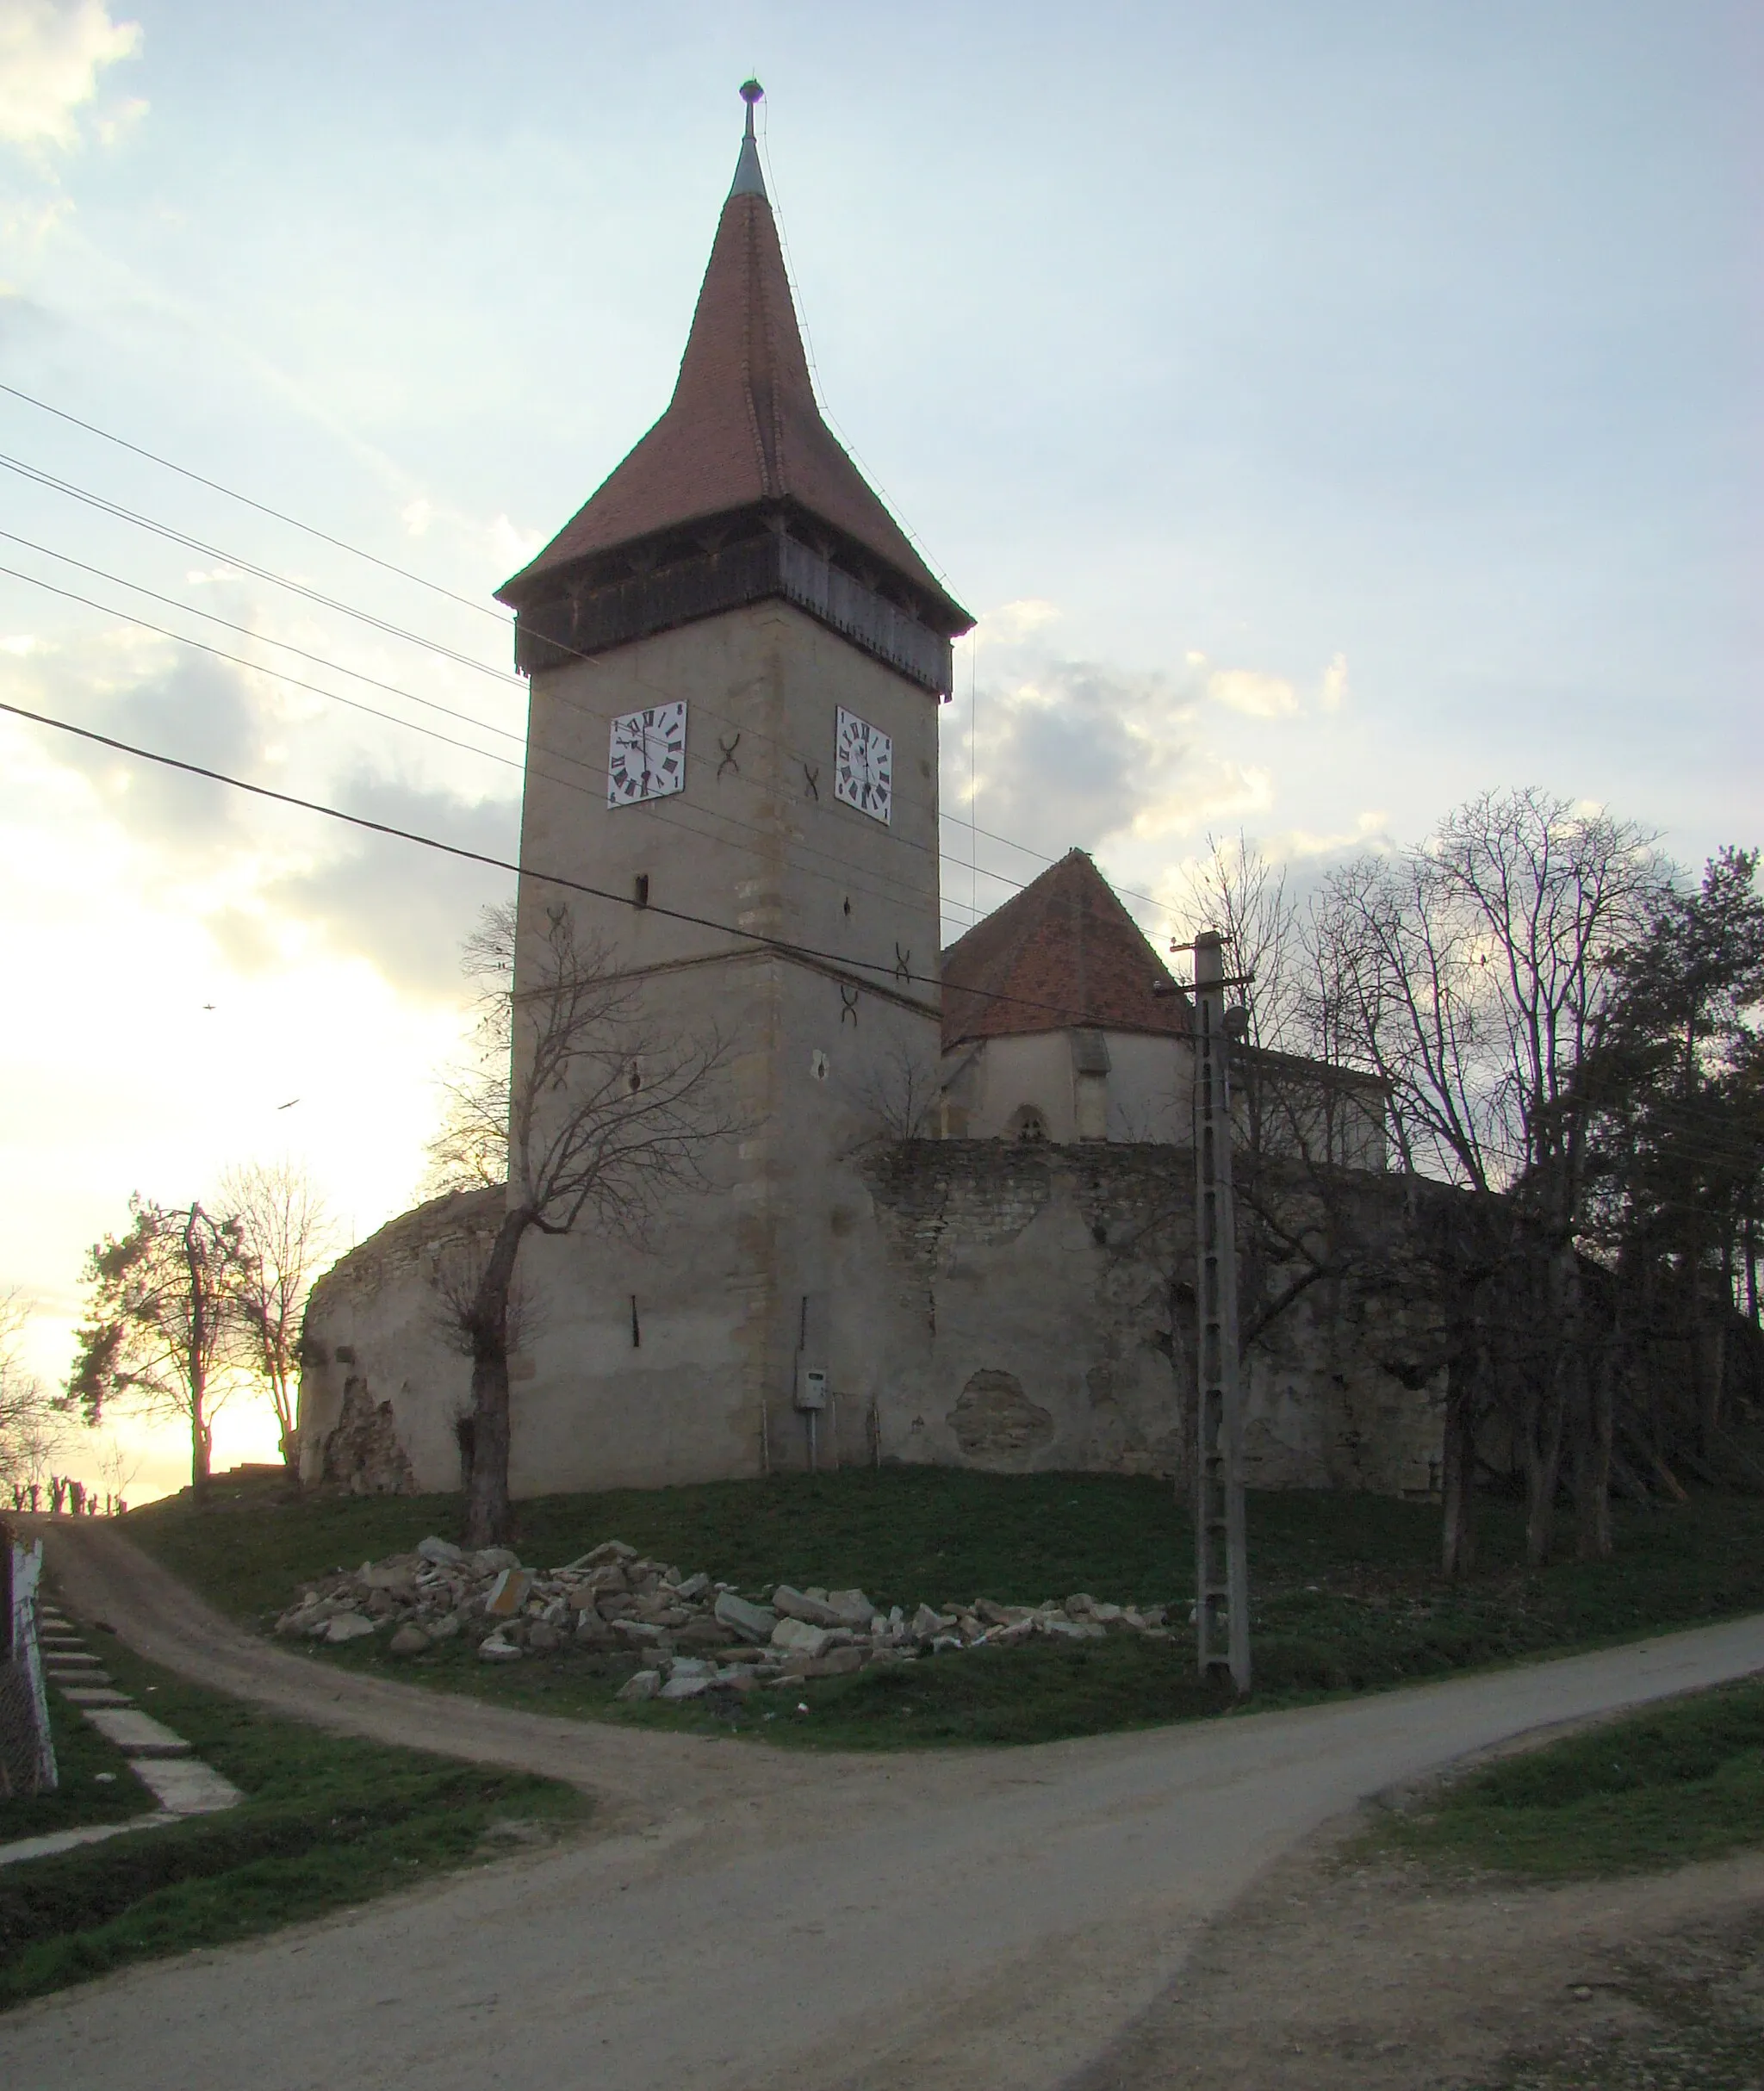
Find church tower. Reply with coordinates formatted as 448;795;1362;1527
495;85;973;1487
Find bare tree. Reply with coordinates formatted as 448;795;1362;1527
0;1292;72;1500
95;1432;144;1513
1311;790;1664;1569
846;1035;945;1140
1176;831;1303;1055
436;901;738;1545
421;899;519;1197
221;1160;339;1469
1172;838;1389;1367
67;1199;249;1492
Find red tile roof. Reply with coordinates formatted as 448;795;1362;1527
499;159;967;631
941;851;1192;1051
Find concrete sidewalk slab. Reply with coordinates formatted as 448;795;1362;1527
81;1709;191;1759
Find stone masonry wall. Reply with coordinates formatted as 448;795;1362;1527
297;1146;1449;1500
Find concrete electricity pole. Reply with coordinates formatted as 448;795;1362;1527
1191;930;1252;1694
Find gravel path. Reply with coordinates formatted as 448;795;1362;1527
3;1520;1761;2091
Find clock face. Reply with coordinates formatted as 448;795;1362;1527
834;708;892;823
606;702;686;807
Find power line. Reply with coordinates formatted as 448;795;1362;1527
0;544;526;745
0;381;507;624
0;558;990;933
0;697;1166;1033
0;451;520;685
0;412;1190;928
0;564;523;771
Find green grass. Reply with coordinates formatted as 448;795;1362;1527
1382;1678;1764;1879
0;1631;589;2011
0;1682;158;1841
123;1467;1764;1751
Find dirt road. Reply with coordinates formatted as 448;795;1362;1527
4;1523;1762;2091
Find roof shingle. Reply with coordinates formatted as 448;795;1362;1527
499;145;966;630
941;851;1192;1051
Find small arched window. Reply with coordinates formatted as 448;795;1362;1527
1009;1105;1048;1143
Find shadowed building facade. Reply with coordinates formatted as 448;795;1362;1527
296;92;1436;1502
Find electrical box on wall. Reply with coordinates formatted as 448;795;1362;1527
795;1367;828;1412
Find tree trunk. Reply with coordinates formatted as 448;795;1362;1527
272;1373;299;1470
462;1208;531;1548
1521;1248;1575;1569
1575;1337;1615;1561
1440;1288;1482;1579
185;1207;212;1496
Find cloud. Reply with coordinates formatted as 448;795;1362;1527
1320;652;1350;713
262;773;519;996
7;627;518;999
1207;666;1300;717
973;598;1060;648
0;1;142;154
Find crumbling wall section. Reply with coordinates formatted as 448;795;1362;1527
296;1187;505;1494
849;1143;1447;1496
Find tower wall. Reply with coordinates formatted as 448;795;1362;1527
505;598;944;1484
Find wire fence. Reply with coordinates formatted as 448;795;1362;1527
0;1520;57;1799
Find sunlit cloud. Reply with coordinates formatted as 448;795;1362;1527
972;597;1060;648
0;1;143;156
1207;665;1300;717
1320;651;1350;713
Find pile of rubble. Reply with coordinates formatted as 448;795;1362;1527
272;1537;1174;1702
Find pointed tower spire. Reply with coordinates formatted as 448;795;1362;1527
499;83;971;690
730;78;767;199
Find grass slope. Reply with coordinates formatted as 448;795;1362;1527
126;1468;1764;1750
0;1633;588;2011
1385;1677;1764;1880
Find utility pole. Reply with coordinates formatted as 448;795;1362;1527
1191;930;1252;1694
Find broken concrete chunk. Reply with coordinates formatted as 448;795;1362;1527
585;1540;637;1566
910;1604;950;1641
417;1536;464;1567
388;1623;431;1656
484;1568;534;1618
674;1572;711;1601
471;1547;522;1575
824;1589;876;1629
788;1645;865;1678
771;1616;833;1660
325;1613;376;1644
659;1673;711;1700
713;1592;779;1643
615;1668;661;1703
771;1584;845;1629
477;1634;521;1662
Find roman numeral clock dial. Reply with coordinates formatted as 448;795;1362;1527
606;702;687;805
834;708;892;823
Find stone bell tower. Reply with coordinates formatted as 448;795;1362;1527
494;84;973;1489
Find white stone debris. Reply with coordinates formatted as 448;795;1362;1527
270;1535;1175;1689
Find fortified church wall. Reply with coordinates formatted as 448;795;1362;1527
297;1145;1446;1500
296;89;1444;1505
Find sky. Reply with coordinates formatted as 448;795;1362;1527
1;1;1758;1498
